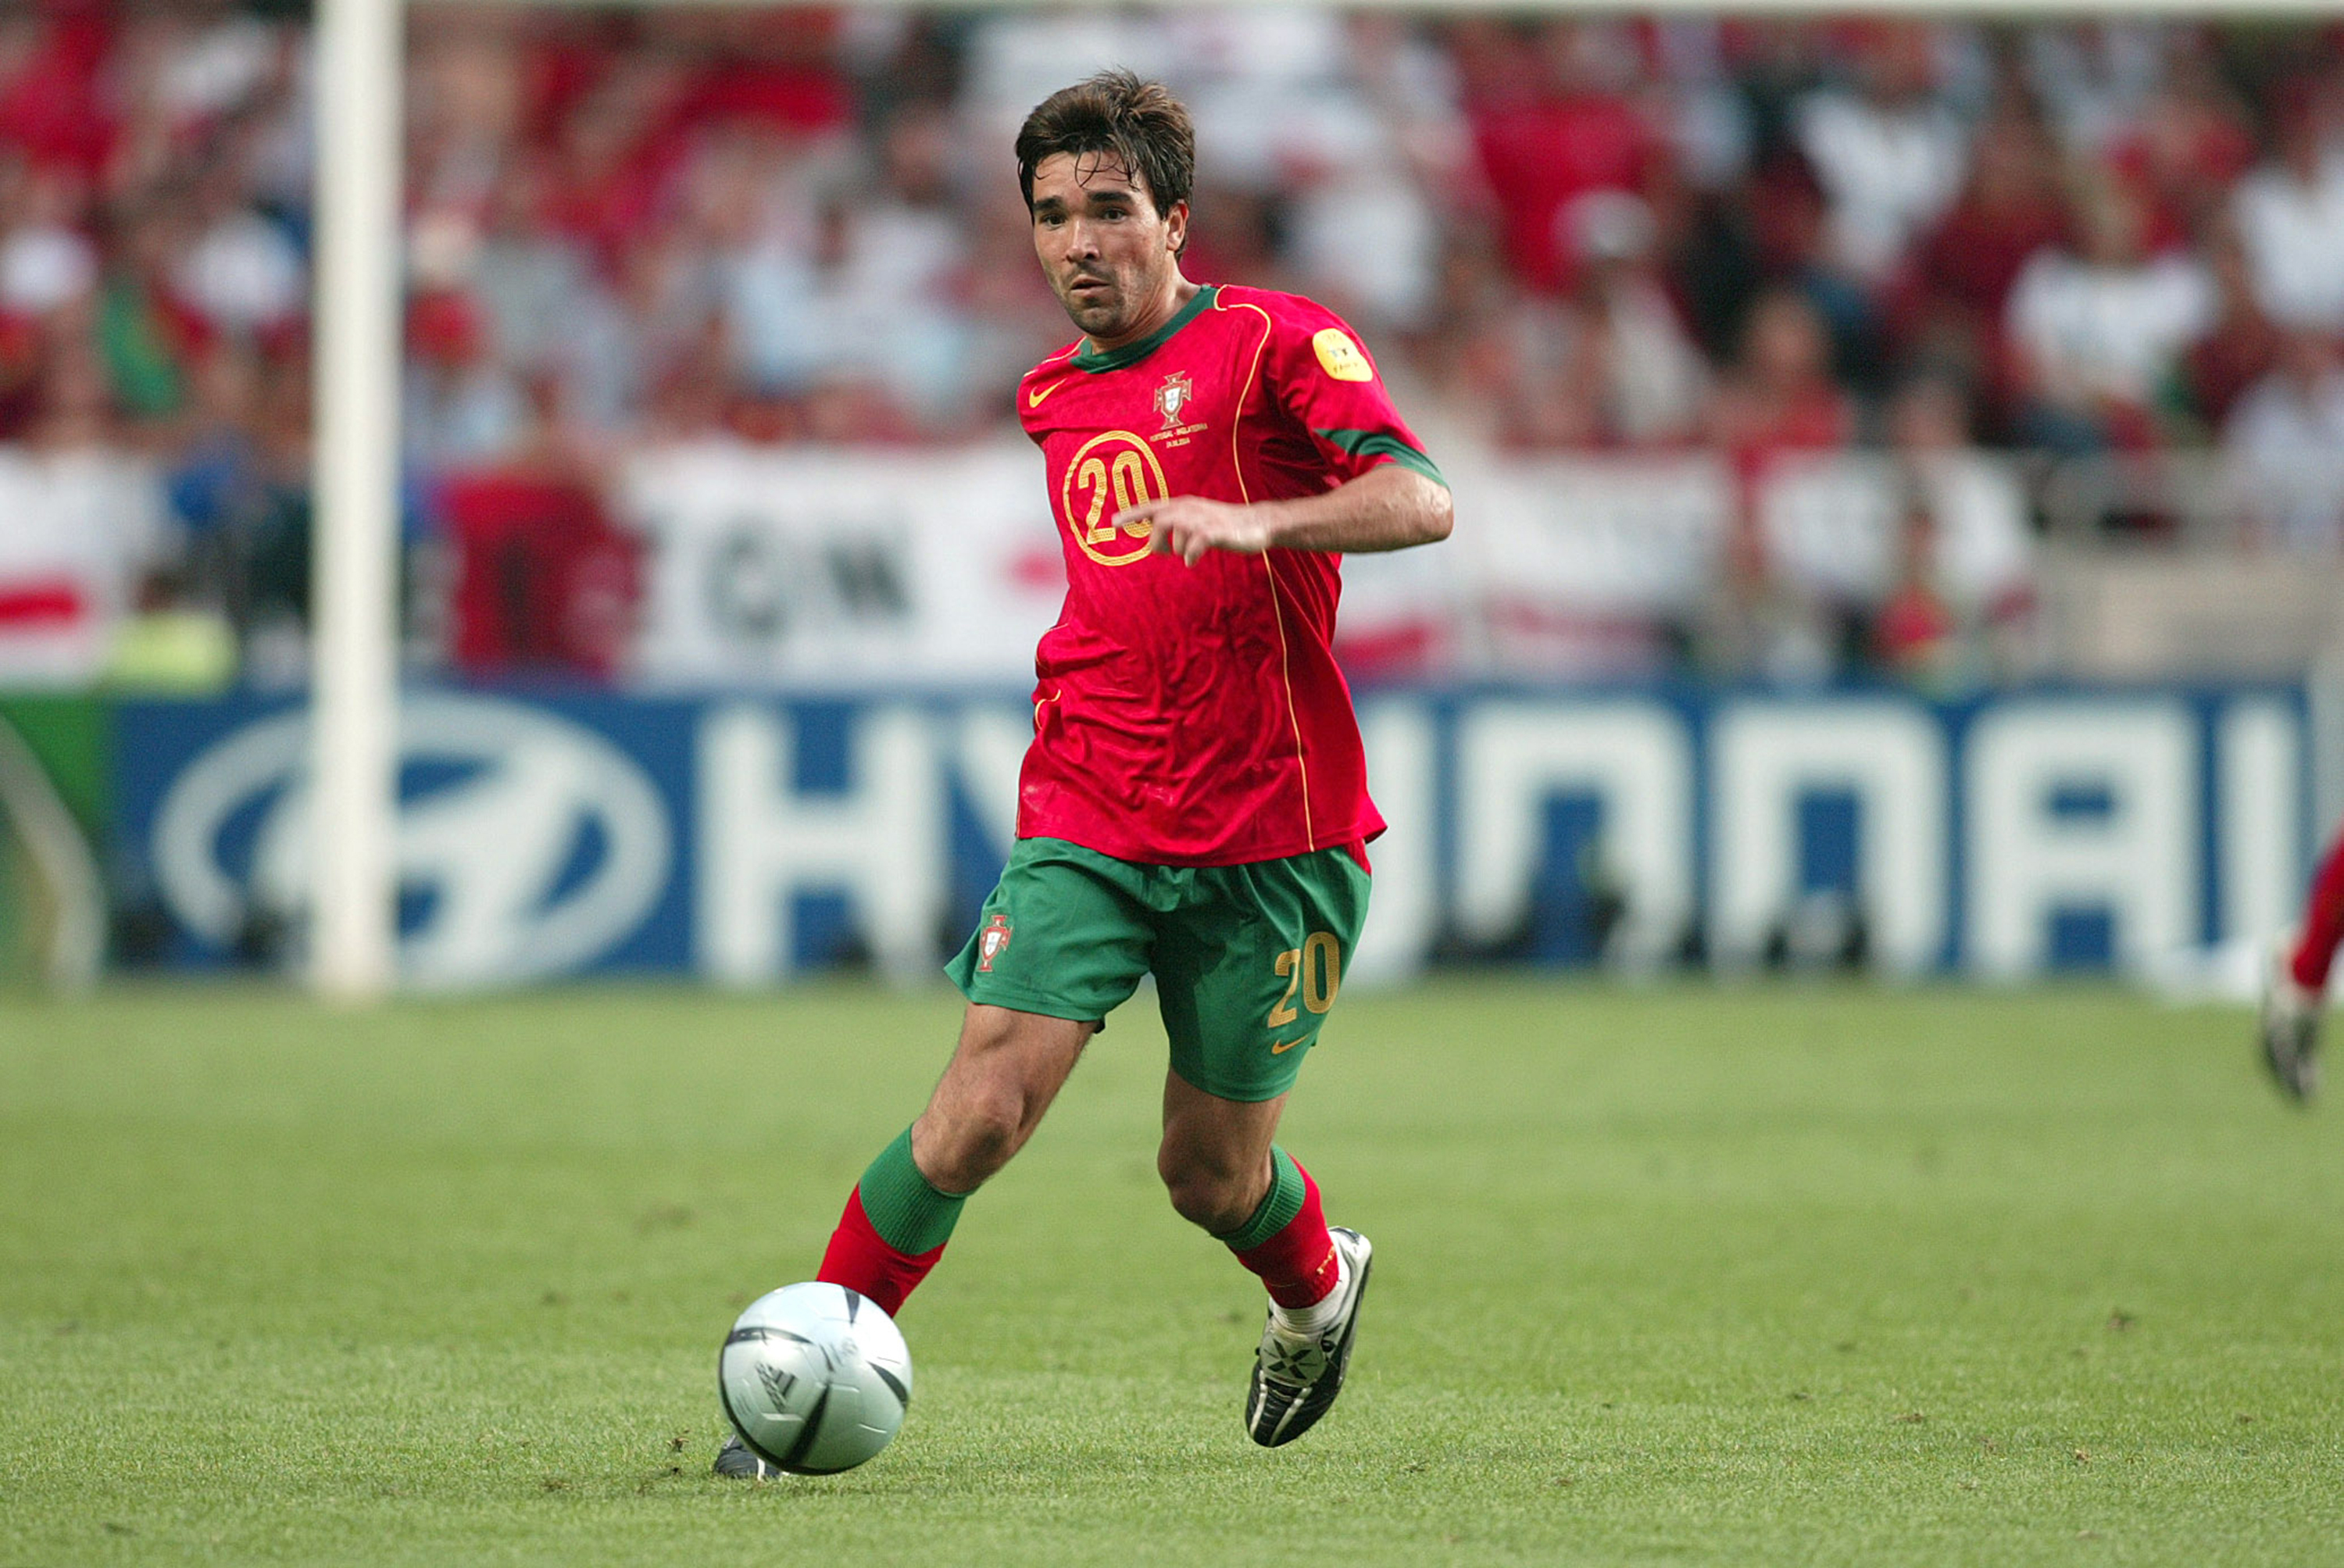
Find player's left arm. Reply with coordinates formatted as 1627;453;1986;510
1124;463;1452;566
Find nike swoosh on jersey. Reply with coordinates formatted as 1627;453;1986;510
1270;1037;1305;1054
1027;380;1063;408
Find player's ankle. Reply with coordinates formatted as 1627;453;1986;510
1270;1248;1349;1338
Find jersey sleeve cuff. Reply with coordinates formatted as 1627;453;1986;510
1311;427;1447;488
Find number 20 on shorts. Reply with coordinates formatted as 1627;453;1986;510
1267;932;1342;1028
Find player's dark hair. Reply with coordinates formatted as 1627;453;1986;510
1015;70;1195;227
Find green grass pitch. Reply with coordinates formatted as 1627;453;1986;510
3;980;2340;1566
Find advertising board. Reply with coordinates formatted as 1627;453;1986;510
113;683;2314;988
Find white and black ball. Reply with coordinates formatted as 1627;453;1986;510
717;1283;912;1474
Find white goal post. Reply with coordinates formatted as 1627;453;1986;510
311;0;404;1000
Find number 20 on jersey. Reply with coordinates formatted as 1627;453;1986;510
1059;431;1171;567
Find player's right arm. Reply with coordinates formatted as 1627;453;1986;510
1126;463;1450;566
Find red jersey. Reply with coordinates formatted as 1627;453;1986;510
1014;284;1442;866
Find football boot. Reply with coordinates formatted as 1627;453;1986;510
1245;1227;1372;1448
2261;938;2323;1103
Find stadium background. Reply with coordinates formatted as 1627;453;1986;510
1;0;2342;987
6;9;2344;1563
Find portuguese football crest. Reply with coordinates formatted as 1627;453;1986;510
976;913;1013;973
1154;371;1193;430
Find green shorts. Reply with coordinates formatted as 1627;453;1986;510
945;837;1371;1102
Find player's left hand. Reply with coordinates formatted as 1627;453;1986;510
1119;495;1274;566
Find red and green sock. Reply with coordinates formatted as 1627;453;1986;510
816;1127;967;1316
818;1132;1339;1320
1215;1146;1341;1310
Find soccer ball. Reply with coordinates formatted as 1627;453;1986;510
717;1283;913;1474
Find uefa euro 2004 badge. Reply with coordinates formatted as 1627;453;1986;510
1153;370;1207;447
1312;327;1374;382
976;913;1013;973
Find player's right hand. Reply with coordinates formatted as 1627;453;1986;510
1120;495;1272;566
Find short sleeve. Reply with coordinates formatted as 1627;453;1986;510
1261;296;1445;488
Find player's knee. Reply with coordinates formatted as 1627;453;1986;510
1157;1152;1252;1234
919;1098;1024;1191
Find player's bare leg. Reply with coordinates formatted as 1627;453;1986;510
813;1005;1094;1313
1159;1073;1373;1448
914;1006;1098;1191
720;1007;1095;1477
1157;1075;1287;1232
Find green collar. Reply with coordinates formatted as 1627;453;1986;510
1072;284;1217;373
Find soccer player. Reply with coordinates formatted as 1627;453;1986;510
2260;820;2344;1101
717;69;1450;1474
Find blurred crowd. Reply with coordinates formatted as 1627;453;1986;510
5;3;2344;688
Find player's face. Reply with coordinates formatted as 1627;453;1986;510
1029;151;1188;348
